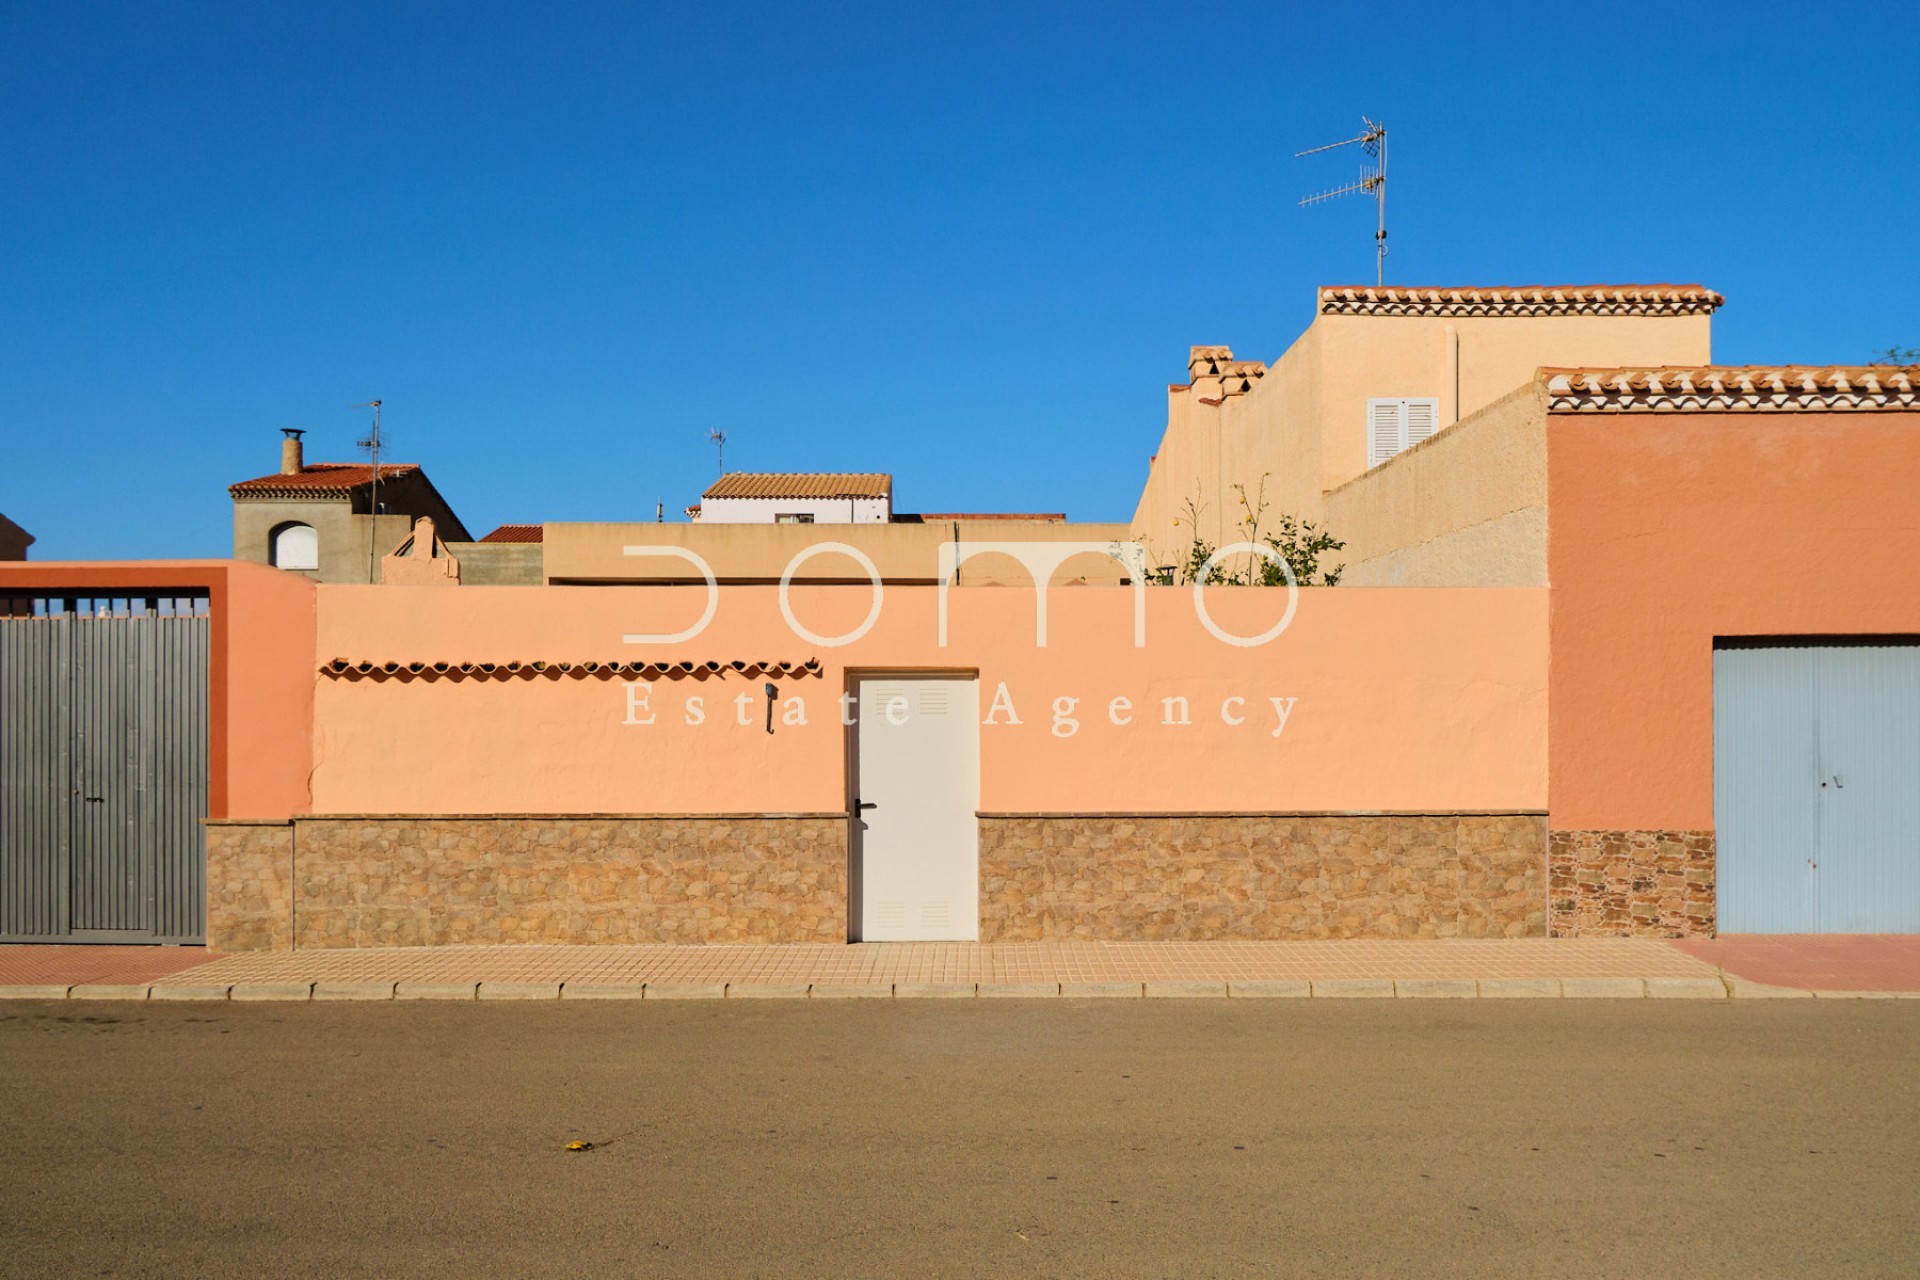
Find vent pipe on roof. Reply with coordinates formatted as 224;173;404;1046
280;428;306;475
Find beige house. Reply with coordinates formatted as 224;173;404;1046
229;430;471;583
1133;284;1721;585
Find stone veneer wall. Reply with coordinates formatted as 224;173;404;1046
207;815;846;951
206;820;296;952
1547;830;1715;938
978;813;1546;940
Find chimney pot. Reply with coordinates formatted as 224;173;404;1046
280;428;305;475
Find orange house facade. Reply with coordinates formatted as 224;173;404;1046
2;284;1915;949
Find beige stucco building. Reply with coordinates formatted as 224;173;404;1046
228;431;471;584
1133;284;1720;585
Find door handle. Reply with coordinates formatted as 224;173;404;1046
854;799;878;813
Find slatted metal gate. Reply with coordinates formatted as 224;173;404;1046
1;593;210;943
1715;638;1920;933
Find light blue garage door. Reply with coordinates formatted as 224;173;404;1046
1714;640;1920;933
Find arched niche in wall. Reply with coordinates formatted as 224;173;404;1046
270;521;319;571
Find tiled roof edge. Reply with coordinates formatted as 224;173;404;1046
1541;366;1917;413
1317;284;1725;317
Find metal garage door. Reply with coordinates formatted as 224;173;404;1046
1;593;210;943
1715;639;1920;933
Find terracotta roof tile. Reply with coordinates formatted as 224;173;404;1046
702;473;892;500
477;524;544;544
229;463;420;498
1318;284;1724;318
1541;365;1917;412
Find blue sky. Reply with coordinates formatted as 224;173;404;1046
3;0;1914;559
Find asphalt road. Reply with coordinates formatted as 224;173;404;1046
1;1000;1916;1279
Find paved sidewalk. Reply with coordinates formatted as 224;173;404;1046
0;937;1792;1001
0;945;217;988
1673;934;1920;993
7;938;1913;1002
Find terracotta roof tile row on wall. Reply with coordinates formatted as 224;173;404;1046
1317;284;1725;318
1542;366;1917;413
229;463;420;497
321;657;822;680
477;524;544;543
702;473;892;500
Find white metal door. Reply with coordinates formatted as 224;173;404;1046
850;674;980;942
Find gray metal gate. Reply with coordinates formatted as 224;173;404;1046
1;593;210;943
1715;638;1920;933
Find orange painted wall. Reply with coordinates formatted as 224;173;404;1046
311;584;1548;815
1547;411;1920;830
0;560;315;819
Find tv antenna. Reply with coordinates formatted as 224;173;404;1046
1297;117;1389;285
708;428;727;476
353;399;384;582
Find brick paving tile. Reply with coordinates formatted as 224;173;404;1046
1672;935;1920;994
0;945;216;988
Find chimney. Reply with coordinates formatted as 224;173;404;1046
280;428;305;475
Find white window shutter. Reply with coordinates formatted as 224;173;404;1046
1404;398;1439;450
1368;399;1403;468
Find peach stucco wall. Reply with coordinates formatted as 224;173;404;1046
310;584;1547;816
1547;410;1920;830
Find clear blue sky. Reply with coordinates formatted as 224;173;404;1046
3;0;1914;559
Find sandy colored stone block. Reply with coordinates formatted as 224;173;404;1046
893;983;977;998
1811;989;1904;999
1395;979;1476;998
1645;976;1728;1000
1476;978;1562;998
1229;980;1312;998
726;984;812;999
1061;982;1144;998
977;983;1060;998
230;982;313;1001
1561;978;1646;998
150;984;232;1001
1312;979;1395;998
69;984;150;1001
643;983;726;1000
314;981;395;1001
478;982;561;1000
809;984;893;999
557;983;646;1000
396;982;479;1000
0;985;71;1000
1727;980;1813;999
1144;981;1227;998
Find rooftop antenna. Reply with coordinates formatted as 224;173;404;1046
353;399;384;583
708;428;727;476
1296;116;1389;286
